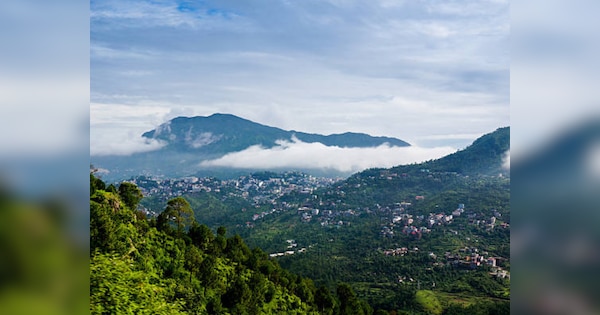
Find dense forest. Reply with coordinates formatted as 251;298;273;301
90;173;374;314
91;170;509;314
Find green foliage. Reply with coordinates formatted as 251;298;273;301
415;290;443;315
90;125;510;315
90;172;106;195
189;223;214;251
315;285;336;312
90;190;139;254
90;252;186;314
118;182;143;210
441;301;509;315
158;197;195;235
89;174;332;314
392;127;509;176
337;283;373;315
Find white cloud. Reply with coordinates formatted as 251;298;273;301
90;102;171;156
185;131;222;149
90;102;228;156
91;135;166;156
91;0;197;28
502;150;510;170
91;0;509;154
200;137;456;173
0;75;88;157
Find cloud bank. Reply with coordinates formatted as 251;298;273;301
502;150;510;170
90;102;171;156
91;136;166;156
200;137;456;174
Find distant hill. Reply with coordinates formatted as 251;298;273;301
390;126;509;176
92;113;411;182
142;113;410;152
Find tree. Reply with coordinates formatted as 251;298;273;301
118;182;143;210
160;197;195;235
106;184;117;194
315;285;336;315
225;234;251;263
217;226;227;237
337;283;371;315
189;223;214;251
90;172;105;195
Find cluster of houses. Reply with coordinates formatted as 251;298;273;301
295;205;359;227
468;211;509;230
381;245;510;279
380;202;466;238
379;201;510;239
382;246;421;256
441;247;510;278
132;172;340;218
252;208;278;221
402;225;431;238
268;240;309;258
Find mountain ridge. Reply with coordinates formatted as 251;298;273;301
93;113;413;181
388;126;509;177
142;113;411;153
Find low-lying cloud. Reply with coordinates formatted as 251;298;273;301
91;102;175;156
200;137;456;173
502;150;510;170
91;136;167;156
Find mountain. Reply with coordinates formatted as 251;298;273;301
142;113;410;153
92;113;410;182
389;126;509;177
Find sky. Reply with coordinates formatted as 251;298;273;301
90;0;509;171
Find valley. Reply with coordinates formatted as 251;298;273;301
106;127;510;313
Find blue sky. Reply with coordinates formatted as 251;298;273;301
91;0;509;163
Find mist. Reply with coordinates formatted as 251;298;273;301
200;137;456;173
502;150;510;170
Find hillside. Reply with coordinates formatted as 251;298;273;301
235;131;510;312
127;127;510;314
92;113;410;182
90;173;376;314
389;126;509;176
142;114;410;152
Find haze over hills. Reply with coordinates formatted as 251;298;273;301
92;113;415;182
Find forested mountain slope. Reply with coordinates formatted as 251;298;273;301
90;173;372;314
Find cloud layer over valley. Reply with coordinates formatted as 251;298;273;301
200;137;456;174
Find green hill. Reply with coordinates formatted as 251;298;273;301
90;173;373;314
390;126;509;176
